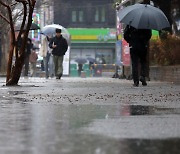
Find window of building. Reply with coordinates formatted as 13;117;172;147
72;11;77;22
101;7;105;22
79;11;84;22
95;49;114;64
95;7;99;22
72;10;84;22
95;7;106;23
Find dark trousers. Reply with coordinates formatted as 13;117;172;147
24;55;30;77
130;48;147;83
43;53;51;78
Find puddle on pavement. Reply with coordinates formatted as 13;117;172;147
0;96;28;103
0;91;28;103
120;105;180;116
0;103;180;153
7;91;26;95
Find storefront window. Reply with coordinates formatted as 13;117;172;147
95;49;114;64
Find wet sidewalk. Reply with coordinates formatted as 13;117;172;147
0;77;180;154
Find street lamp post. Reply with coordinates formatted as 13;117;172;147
113;2;126;79
112;2;120;78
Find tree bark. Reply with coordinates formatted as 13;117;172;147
0;0;36;86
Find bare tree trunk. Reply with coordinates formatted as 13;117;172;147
0;33;8;74
7;51;25;85
0;0;36;86
0;5;8;75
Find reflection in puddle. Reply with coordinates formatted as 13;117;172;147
8;91;26;95
0;103;180;154
120;105;180;116
0;96;28;103
0;91;28;103
116;138;180;154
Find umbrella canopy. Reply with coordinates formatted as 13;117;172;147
41;24;70;44
75;58;87;64
15;23;40;31
87;57;96;63
30;23;40;30
118;4;170;30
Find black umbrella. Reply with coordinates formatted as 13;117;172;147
29;23;40;30
87;57;96;63
15;23;40;31
32;46;39;50
118;4;170;30
75;58;87;64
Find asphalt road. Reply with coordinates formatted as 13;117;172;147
0;77;180;154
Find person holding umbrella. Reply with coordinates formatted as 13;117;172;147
40;35;54;79
119;3;170;86
124;25;152;86
49;28;68;79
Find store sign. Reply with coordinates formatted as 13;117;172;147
122;40;130;66
68;28;116;43
32;13;40;41
116;40;122;66
63;46;70;75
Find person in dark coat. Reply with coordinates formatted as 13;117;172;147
49;28;68;79
18;33;33;77
78;63;83;76
24;38;33;76
124;25;152;86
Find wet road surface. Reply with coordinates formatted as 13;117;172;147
0;77;180;154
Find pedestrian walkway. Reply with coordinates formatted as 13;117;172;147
0;77;180;154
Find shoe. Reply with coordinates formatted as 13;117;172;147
140;77;147;86
58;73;62;79
133;81;139;87
56;74;62;79
50;74;54;78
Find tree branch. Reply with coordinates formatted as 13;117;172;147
17;2;27;39
0;1;10;23
10;2;18;7
26;0;34;30
0;1;8;7
0;12;10;24
15;0;28;3
1;2;16;82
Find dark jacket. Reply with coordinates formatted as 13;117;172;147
18;37;33;55
124;26;152;51
49;35;68;56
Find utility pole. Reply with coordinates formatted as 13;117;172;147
0;32;1;71
113;2;126;79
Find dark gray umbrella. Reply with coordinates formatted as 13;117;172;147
29;23;40;30
15;23;40;31
75;58;87;64
118;4;170;30
87;57;96;63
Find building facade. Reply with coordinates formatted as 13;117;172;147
53;0;117;69
53;0;115;28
